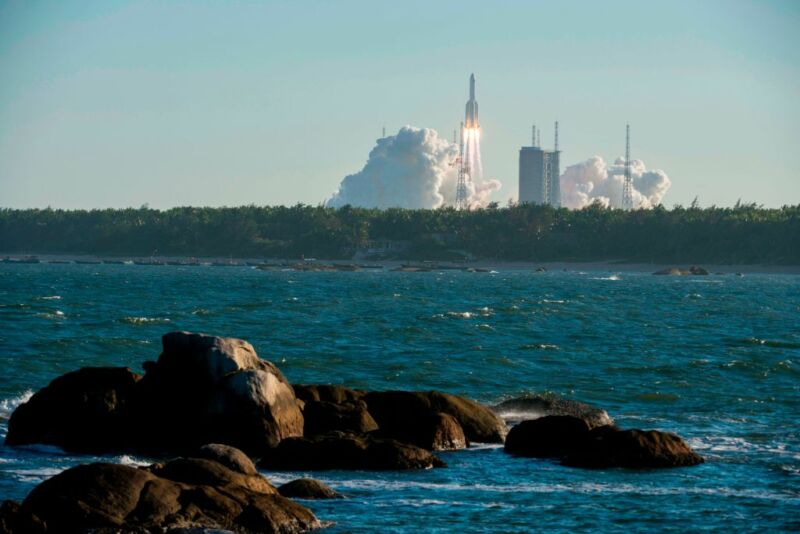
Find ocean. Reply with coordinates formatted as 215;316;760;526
1;264;798;532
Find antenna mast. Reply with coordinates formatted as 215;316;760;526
622;124;633;210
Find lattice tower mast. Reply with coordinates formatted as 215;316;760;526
622;123;633;210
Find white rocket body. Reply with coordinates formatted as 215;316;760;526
465;73;479;129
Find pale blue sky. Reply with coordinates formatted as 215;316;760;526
1;0;798;209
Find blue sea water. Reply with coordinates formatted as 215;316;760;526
0;264;799;532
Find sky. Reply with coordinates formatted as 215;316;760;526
0;0;798;209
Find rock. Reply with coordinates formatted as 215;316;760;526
689;266;709;275
278;479;342;499
148;457;275;496
504;416;592;458
258;431;446;470
293;384;365;404
503;416;704;469
363;390;506;444
10;452;319;533
6;332;304;456
5;367;142;452
493;395;614;428
0;500;45;534
562;427;704;468
302;399;378;436
194;443;258;475
372;411;468;451
158;331;266;384
132;332;303;455
417;412;468;451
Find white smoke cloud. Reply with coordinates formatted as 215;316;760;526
328;126;501;209
559;156;671;209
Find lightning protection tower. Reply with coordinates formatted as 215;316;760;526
622;124;633;211
455;122;469;210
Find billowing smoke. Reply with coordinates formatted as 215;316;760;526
560;156;671;209
328;126;501;209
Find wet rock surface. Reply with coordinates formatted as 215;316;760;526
7;332;304;456
493;394;614;428
0;448;319;533
504;415;703;468
278;479;343;500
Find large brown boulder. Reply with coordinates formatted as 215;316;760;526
258;431;446;471
504;416;592;457
503;415;704;469
363;390;506;444
5;332;304;457
5;367;142;452
133;332;303;455
493;395;614;428
563;427;705;468
4;451;319;533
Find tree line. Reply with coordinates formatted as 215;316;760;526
0;203;798;264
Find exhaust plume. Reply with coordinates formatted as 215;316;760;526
560;156;671;209
328;126;501;209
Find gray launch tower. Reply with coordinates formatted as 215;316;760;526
518;122;560;207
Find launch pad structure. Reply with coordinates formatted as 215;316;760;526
622;124;633;210
455;121;469;210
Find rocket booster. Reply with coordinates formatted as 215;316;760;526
464;73;479;129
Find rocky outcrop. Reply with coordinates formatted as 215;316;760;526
5;367;142;453
504;415;703;469
301;399;378;436
504;416;592;458
493;395;614;428
278;479;343;499
6;332;304;456
363;390;506;445
258;431;446;471
653;266;710;276
0;448;319;533
562;428;704;468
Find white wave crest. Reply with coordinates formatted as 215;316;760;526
0;390;33;420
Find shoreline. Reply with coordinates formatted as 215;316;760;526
2;253;799;274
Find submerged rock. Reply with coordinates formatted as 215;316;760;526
278;479;343;499
258;431;446;471
6;332;304;456
0;448;319;533
503;415;703;469
492;394;614;428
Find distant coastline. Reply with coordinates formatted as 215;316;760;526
2;204;799;266
2;254;798;274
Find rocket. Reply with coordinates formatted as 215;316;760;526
464;73;479;129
